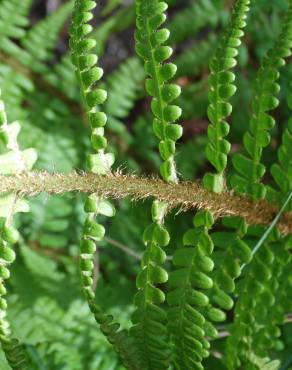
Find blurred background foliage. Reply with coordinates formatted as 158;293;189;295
0;0;291;369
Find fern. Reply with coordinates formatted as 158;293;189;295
167;210;215;370
164;2;251;369
69;2;142;369
20;1;73;72
104;57;144;120
0;91;37;368
175;34;217;78
0;0;32;41
168;0;223;45
130;0;184;367
225;9;292;361
0;1;291;369
231;0;292;200
204;0;251;193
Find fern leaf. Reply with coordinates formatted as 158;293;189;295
175;34;217;78
69;2;142;369
21;1;73;72
168;0;222;45
203;0;251;193
135;0;183;183
0;91;37;369
269;96;292;206
105;57;144;119
0;0;32;40
167;210;216;370
130;1;185;367
231;0;292;201
166;3;251;368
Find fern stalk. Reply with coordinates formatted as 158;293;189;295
1;171;291;234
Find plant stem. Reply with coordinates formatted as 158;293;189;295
0;171;291;234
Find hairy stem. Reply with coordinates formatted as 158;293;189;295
0;171;291;234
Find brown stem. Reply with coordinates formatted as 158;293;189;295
1;171;291;234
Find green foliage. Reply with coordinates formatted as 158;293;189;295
0;0;291;369
168;210;215;370
204;0;250;193
135;0;182;183
231;1;292;200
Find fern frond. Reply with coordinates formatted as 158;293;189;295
105;57;144;120
225;237;291;369
225;17;292;360
175;34;217;78
0;91;37;369
165;3;251;368
0;0;32;40
168;0;222;45
131;1;185;367
20;1;73;72
69;2;142;369
130;201;170;370
91;4;135;56
167;210;216;370
269;104;292;207
203;0;251;193
231;0;292;201
135;0;182;183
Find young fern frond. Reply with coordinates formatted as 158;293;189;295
69;2;142;369
0;92;37;369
